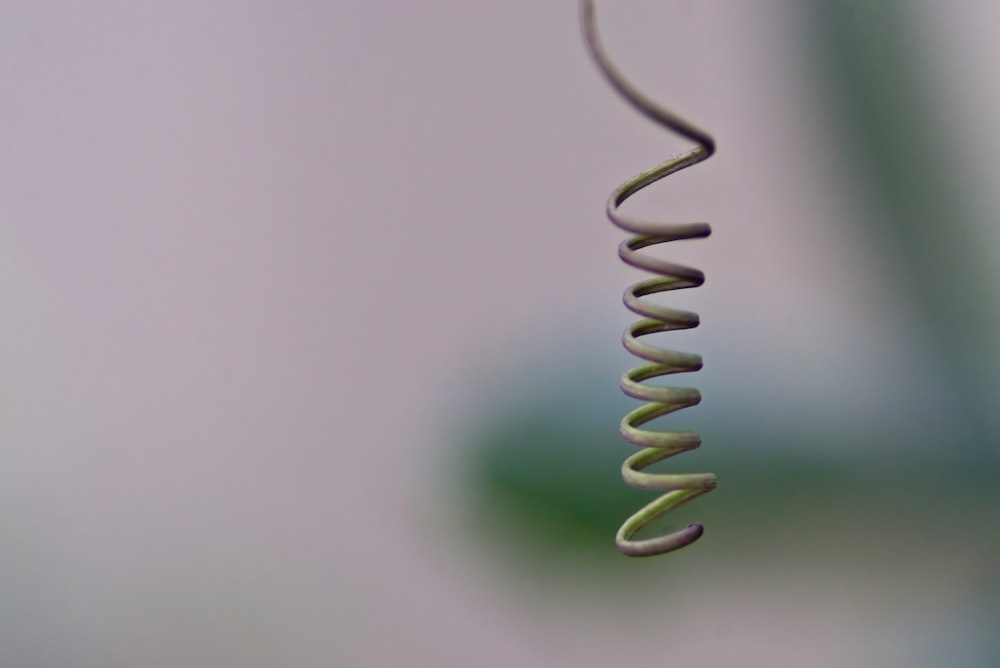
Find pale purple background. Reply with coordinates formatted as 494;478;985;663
2;1;999;666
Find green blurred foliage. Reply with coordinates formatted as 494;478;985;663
461;371;1000;564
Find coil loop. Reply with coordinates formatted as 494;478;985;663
581;0;717;557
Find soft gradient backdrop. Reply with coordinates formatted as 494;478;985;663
2;1;998;666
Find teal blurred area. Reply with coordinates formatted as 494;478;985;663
443;352;1000;664
2;0;999;666
459;364;1000;566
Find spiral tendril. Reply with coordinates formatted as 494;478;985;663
581;0;718;557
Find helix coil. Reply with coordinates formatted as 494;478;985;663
581;0;718;557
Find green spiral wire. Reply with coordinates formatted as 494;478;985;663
581;0;718;557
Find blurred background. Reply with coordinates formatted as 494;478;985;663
2;1;999;666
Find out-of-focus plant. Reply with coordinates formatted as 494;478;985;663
803;0;1000;452
454;0;1000;585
